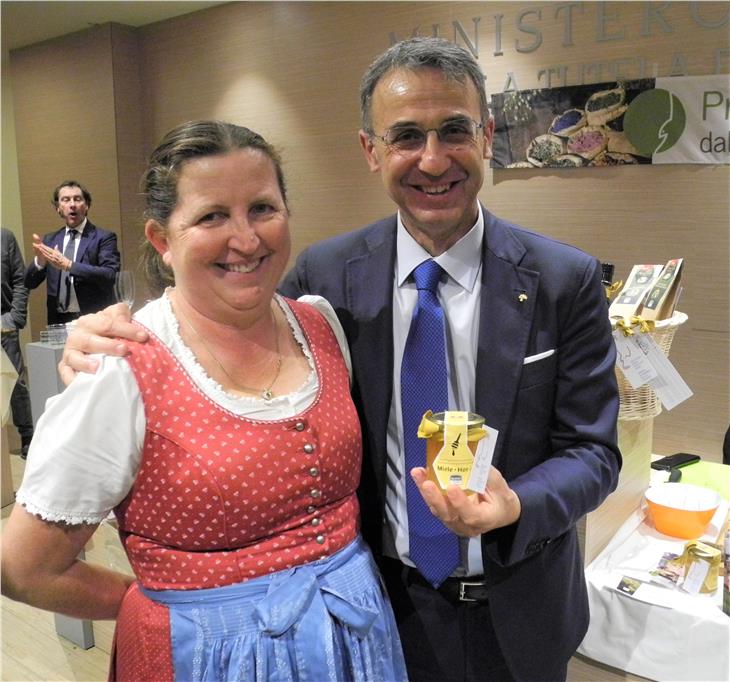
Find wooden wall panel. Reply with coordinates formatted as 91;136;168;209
9;2;730;461
109;24;147;300
136;2;388;261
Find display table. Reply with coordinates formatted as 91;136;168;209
578;465;729;682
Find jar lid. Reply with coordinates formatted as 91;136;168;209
427;411;485;428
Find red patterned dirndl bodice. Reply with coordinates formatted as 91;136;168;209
110;297;362;681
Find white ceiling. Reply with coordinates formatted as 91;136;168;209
1;1;228;52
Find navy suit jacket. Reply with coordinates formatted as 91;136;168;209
279;208;621;681
24;221;120;324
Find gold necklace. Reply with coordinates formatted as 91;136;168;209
174;300;282;401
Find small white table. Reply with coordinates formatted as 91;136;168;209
25;341;95;650
25;342;65;425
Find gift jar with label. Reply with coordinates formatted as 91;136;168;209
417;411;486;491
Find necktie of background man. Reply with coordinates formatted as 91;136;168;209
400;259;460;587
58;229;77;311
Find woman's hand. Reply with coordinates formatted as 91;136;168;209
59;303;148;385
410;466;521;537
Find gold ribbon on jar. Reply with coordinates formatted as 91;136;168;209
606;280;623;298
629;315;656;334
614;318;635;337
613;315;656;337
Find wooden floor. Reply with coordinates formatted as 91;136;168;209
1;438;648;682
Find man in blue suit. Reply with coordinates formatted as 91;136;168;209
278;38;620;682
59;39;620;682
24;181;120;325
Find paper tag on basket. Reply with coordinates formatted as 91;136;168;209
613;330;658;389
466;425;498;493
633;332;693;410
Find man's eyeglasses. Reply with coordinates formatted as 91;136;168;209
369;118;484;154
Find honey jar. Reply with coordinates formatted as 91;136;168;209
417;411;487;491
681;540;722;594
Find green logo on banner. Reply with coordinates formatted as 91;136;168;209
624;89;686;156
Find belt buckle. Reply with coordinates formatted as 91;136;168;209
458;580;484;602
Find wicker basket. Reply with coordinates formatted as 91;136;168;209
614;311;687;420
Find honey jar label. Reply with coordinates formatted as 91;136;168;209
681;540;721;594
466;425;498;493
432;412;474;489
683;558;710;594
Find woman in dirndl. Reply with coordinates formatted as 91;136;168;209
1;120;407;682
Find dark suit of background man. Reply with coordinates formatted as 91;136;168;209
1;228;34;458
24;180;120;325
279;37;621;682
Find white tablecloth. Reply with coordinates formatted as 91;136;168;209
578;500;729;681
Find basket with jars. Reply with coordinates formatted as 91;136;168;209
605;260;687;420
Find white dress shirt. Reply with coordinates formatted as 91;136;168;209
35;218;87;313
385;205;485;576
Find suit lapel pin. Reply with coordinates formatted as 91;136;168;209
518;292;528;303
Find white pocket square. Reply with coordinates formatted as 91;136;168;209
523;349;555;365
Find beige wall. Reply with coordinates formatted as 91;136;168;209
8;1;730;459
1;47;31;352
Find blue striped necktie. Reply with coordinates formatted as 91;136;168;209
400;259;460;587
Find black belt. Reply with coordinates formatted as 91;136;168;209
403;565;490;603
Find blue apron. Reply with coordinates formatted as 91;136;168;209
140;537;407;681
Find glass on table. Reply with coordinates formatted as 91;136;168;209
43;324;67;345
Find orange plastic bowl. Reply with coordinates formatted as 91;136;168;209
645;483;721;539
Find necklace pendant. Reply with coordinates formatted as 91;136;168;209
261;388;273;401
